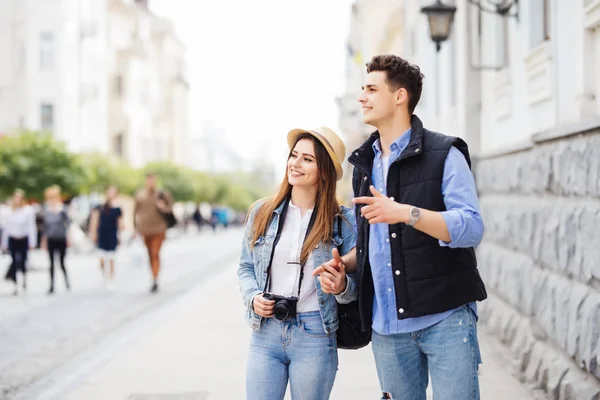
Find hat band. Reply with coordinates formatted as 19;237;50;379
308;130;336;157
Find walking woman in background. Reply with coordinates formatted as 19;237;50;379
238;127;357;400
1;189;36;295
89;186;123;285
42;185;71;294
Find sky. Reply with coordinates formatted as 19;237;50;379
151;0;355;174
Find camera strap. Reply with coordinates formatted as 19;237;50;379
263;196;318;297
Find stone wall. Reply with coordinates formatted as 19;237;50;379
475;125;600;400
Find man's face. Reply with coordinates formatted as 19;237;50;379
358;71;406;127
145;175;157;189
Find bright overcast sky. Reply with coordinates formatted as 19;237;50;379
151;0;355;172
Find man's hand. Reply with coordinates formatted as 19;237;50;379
253;293;275;318
353;186;410;225
312;248;347;295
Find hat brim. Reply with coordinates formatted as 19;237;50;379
287;129;343;181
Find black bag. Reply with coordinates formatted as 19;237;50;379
158;191;177;229
335;216;372;350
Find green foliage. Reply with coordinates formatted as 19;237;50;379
0;131;86;201
79;152;142;196
0;131;268;210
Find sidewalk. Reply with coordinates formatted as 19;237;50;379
54;264;536;400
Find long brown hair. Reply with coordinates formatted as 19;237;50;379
250;133;340;265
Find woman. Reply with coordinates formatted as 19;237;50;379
1;189;36;295
42;185;71;294
89;186;123;284
238;127;357;400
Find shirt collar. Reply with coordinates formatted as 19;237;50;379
372;127;412;157
288;199;313;213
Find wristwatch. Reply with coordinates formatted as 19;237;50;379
407;206;421;226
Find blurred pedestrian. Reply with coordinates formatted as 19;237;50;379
42;185;71;294
89;186;123;286
1;189;36;295
133;172;174;293
238;127;357;400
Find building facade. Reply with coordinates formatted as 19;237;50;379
0;0;190;168
340;0;600;397
0;0;110;154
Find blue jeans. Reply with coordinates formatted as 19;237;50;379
372;305;482;400
246;311;338;400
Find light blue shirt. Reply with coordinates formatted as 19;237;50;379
369;128;483;335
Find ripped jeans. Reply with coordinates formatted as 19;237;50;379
372;305;482;400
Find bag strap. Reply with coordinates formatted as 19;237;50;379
336;214;342;252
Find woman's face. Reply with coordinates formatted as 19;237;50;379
287;138;319;189
12;193;24;207
106;187;118;201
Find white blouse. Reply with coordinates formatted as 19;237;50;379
268;201;319;313
1;206;37;249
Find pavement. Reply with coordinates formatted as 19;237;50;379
26;264;538;400
0;226;244;399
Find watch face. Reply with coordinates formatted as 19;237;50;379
411;207;420;218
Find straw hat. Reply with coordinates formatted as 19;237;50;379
287;127;346;181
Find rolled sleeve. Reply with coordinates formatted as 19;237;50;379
440;147;484;248
335;273;357;304
335;207;358;303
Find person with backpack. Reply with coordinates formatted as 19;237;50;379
133;172;174;293
238;127;357;400
42;185;71;294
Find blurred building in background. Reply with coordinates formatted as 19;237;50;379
0;0;190;168
340;0;600;397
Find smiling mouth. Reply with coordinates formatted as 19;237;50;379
290;169;304;177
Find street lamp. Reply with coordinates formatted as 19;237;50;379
421;0;519;52
420;0;457;52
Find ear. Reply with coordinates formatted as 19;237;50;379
396;87;408;106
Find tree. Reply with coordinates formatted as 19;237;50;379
79;152;142;196
142;162;197;202
0;131;86;201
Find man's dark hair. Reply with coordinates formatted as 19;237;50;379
366;55;424;114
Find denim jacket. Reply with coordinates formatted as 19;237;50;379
238;199;358;334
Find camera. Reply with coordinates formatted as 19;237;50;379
263;293;298;321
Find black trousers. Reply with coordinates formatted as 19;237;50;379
48;237;69;288
5;237;29;282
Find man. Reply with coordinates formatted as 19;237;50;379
314;54;487;399
134;172;173;293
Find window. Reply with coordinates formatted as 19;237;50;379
530;0;550;48
115;75;123;97
39;32;54;70
114;132;124;157
40;103;54;131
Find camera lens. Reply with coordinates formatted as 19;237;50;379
273;302;291;320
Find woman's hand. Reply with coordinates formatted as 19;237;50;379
253;293;275;318
156;199;170;213
312;248;347;295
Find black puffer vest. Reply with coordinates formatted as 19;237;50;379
348;115;487;329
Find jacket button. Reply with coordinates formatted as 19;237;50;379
395;270;400;275
359;249;363;253
355;152;359;156
389;197;394;201
391;233;397;238
319;299;324;305
415;148;420;153
363;176;367;181
399;308;404;314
